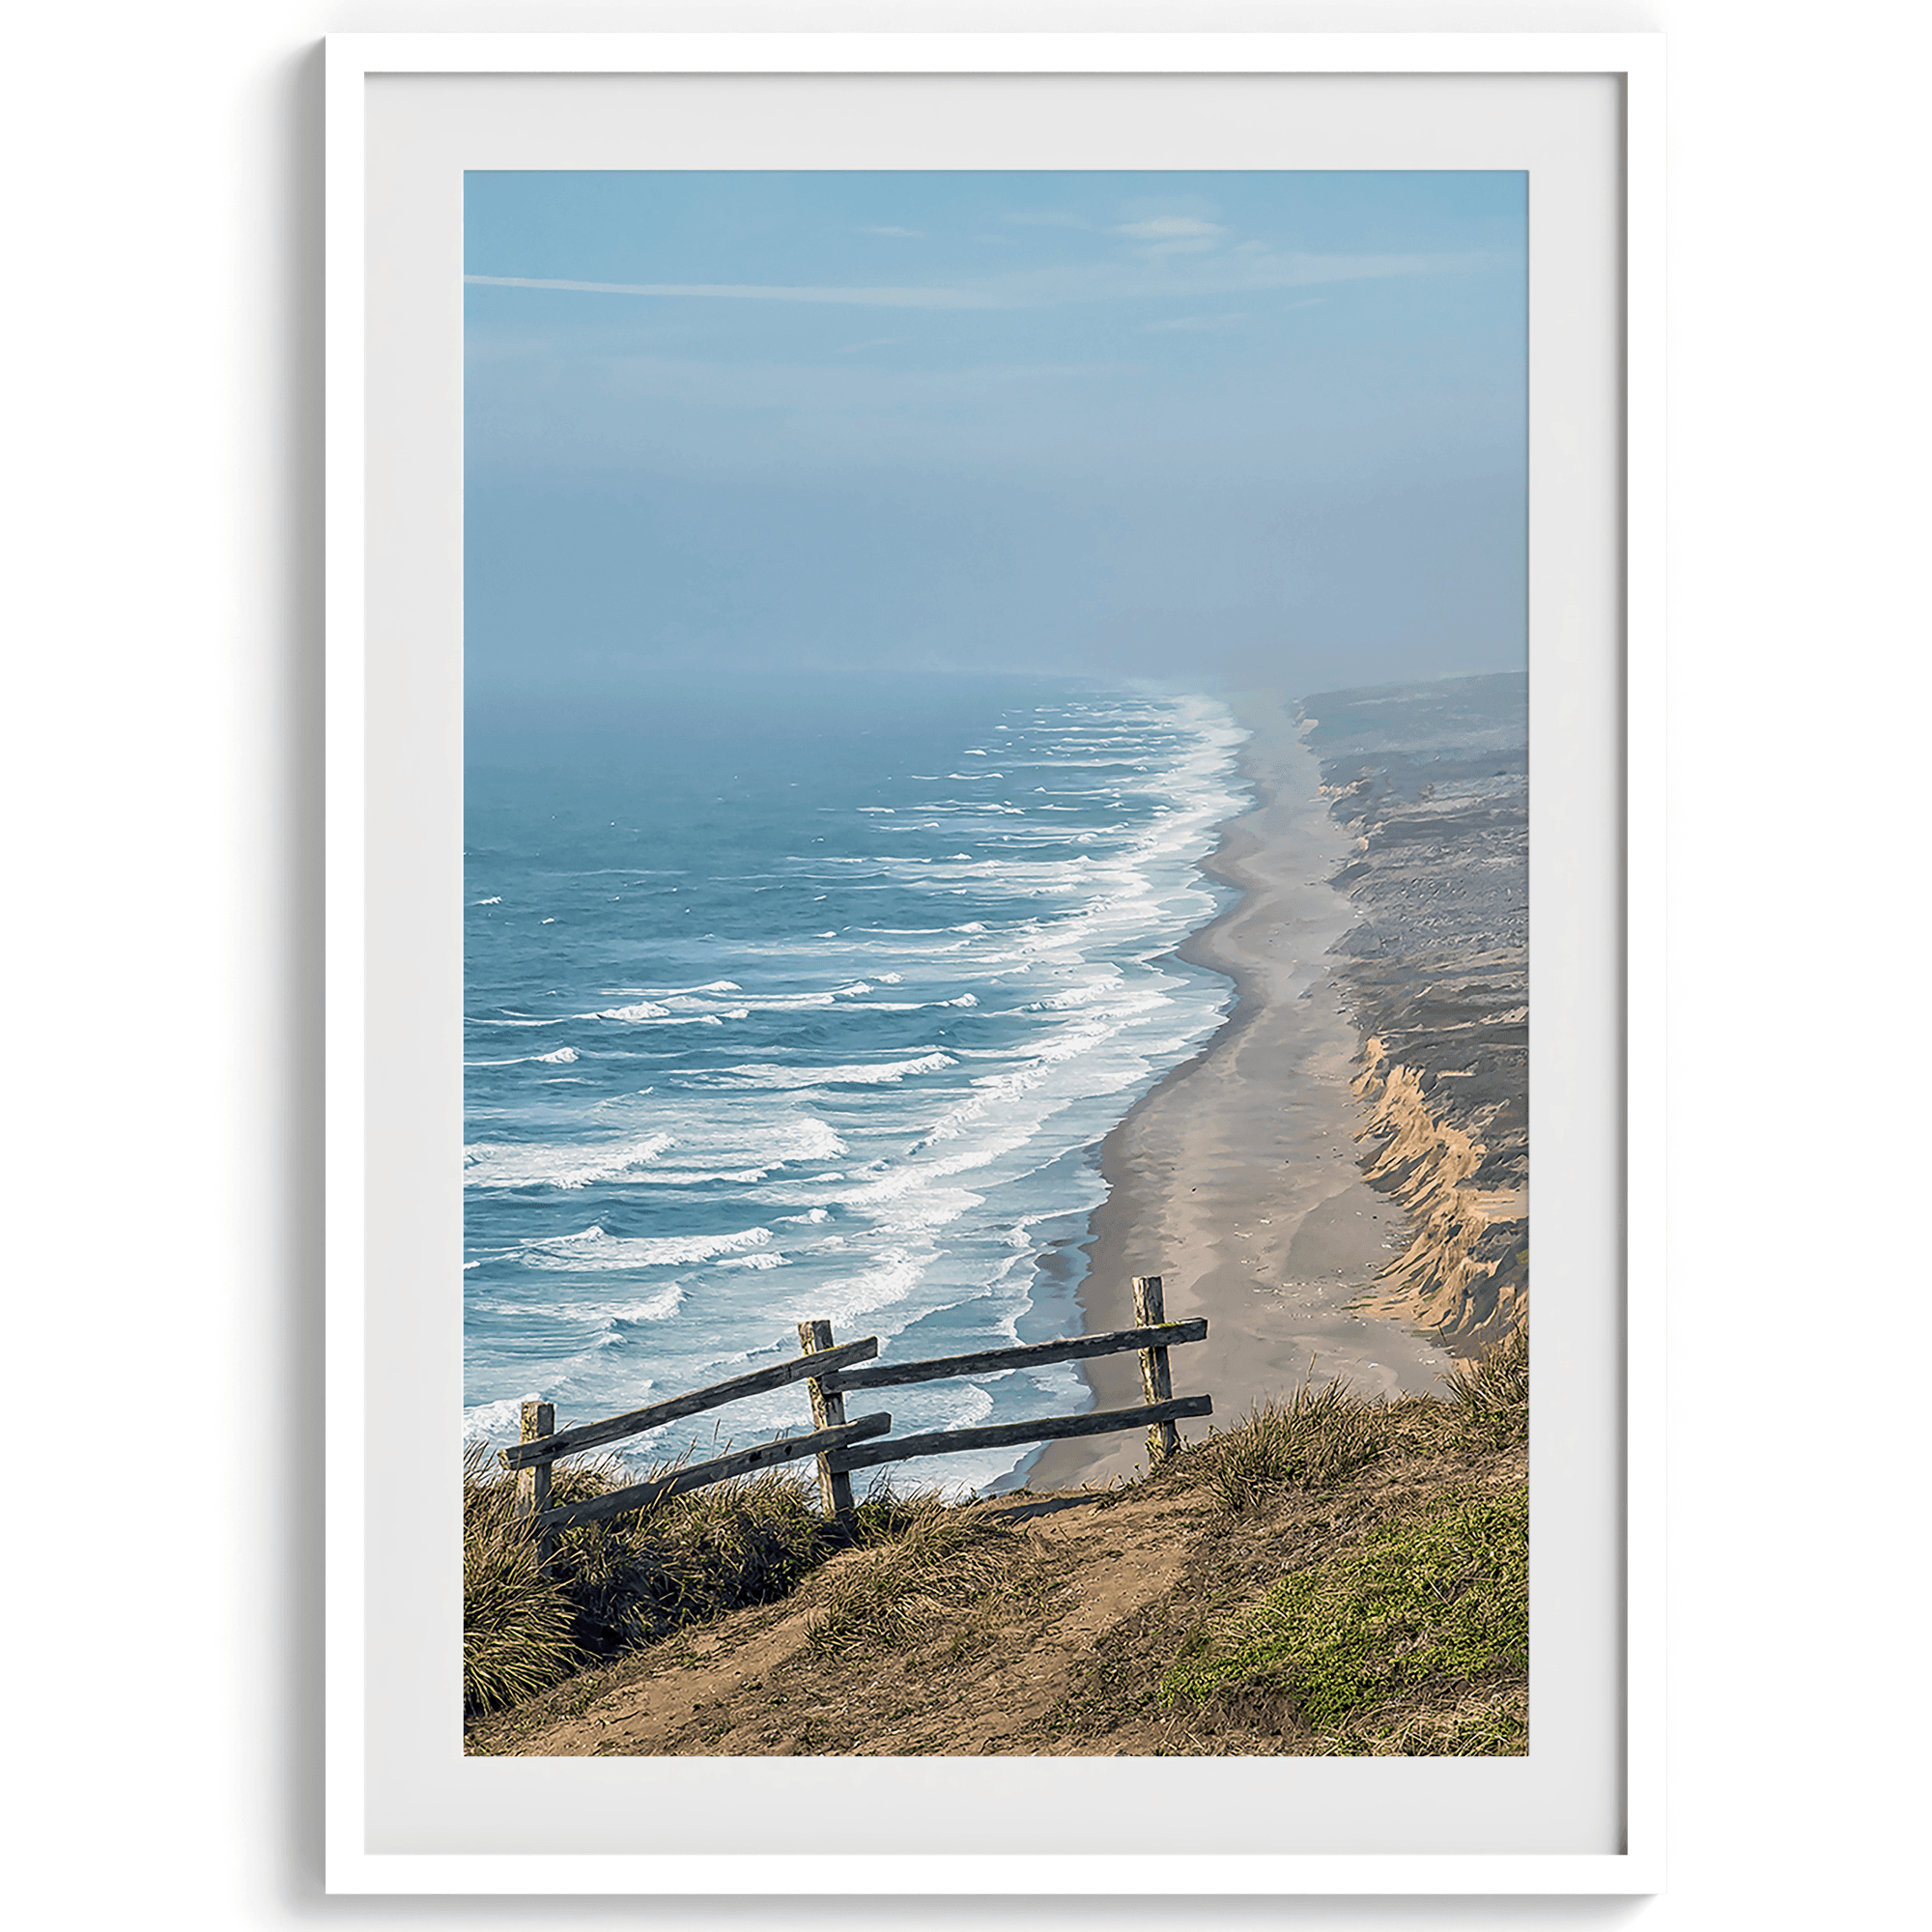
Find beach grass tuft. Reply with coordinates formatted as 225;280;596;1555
1158;1483;1528;1738
804;1496;1064;1661
463;1453;591;1716
461;1445;943;1714
1441;1321;1529;1445
1197;1375;1387;1512
462;1446;592;1715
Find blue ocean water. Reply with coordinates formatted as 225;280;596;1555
463;673;1246;1493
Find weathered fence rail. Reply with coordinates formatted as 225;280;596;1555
497;1336;880;1470
501;1272;1208;1548
537;1413;893;1534
818;1319;1207;1394
826;1397;1212;1476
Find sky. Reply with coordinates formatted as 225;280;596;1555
465;170;1525;701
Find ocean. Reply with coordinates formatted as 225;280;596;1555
463;671;1246;1494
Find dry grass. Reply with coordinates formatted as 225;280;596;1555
546;1462;829;1662
1441;1321;1529;1444
462;1452;589;1716
1191;1374;1390;1512
466;1454;799;1713
464;1325;1531;1750
1310;1682;1528;1756
805;1496;1066;1661
462;1446;949;1716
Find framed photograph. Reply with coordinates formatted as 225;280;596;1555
326;30;1662;1894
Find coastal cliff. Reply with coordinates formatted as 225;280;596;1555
1301;675;1529;1354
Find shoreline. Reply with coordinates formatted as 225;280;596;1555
1023;690;1451;1492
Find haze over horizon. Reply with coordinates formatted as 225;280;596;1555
466;170;1526;704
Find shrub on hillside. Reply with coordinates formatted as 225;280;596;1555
462;1445;938;1715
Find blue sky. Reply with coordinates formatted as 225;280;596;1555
466;171;1525;697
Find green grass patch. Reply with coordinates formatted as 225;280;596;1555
1159;1484;1527;1734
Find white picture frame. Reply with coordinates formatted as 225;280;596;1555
326;29;1663;1896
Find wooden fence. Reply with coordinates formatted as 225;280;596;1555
499;1274;1208;1553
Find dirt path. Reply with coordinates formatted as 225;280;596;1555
474;1482;1207;1758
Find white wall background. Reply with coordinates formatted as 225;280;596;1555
2;2;1922;1925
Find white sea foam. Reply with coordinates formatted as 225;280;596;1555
463;1131;675;1191
519;1223;775;1270
581;1283;688;1323
594;980;744;996
463;1396;532;1444
680;1051;955;1091
629;1108;846;1164
690;991;838;1012
775;1246;932;1326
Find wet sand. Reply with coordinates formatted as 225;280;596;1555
1025;691;1450;1492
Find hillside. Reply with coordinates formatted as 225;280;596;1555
465;1337;1527;1759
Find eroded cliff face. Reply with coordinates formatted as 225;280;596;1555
1300;675;1529;1355
1350;1041;1526;1350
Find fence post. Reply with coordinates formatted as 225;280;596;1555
798;1321;857;1519
1132;1275;1182;1463
517;1399;556;1563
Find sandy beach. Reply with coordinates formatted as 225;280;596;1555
1027;691;1452;1491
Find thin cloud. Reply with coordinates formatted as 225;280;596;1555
980;250;1481;306
1114;216;1226;242
580;355;1140;423
1115;215;1228;261
466;250;1485;315
834;337;904;355
862;226;924;239
1145;312;1248;334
